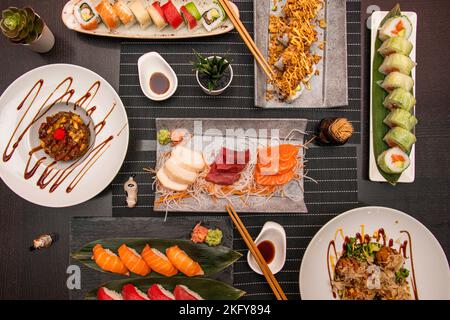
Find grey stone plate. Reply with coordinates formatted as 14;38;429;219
154;118;308;213
254;0;348;108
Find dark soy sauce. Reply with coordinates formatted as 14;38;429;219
149;72;170;95
257;240;275;264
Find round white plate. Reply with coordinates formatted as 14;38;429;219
299;206;450;300
0;64;129;207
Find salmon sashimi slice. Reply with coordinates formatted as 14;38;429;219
255;168;296;186
141;244;178;277
257;144;300;165
257;157;297;176
92;244;129;276
166;245;204;277
118;244;151;276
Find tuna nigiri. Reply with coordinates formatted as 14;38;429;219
174;285;204;300
92;244;129;276
97;287;123;300
147;1;167;30
147;284;175;300
118;244;151;276
180;5;197;30
122;284;149;300
166;245;204;277
141;244;178;277
161;0;183;29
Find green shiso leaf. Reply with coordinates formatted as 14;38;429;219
71;238;242;278
85;277;246;300
372;4;411;185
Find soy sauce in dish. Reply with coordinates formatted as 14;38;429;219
257;240;275;264
149;72;170;95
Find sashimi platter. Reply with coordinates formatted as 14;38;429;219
151;118;309;213
62;0;238;39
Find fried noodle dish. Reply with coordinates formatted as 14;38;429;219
328;228;418;300
268;0;324;101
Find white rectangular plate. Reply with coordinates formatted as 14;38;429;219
62;0;236;39
369;11;417;183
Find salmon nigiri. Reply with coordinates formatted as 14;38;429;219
118;244;151;276
166;245;204;277
92;244;129;276
141;244;178;277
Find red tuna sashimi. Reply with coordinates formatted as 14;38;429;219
162;0;183;29
215;148;250;166
180;6;197;30
122;284;149;300
173;285;204;300
147;284;175;300
97;287;123;300
205;164;241;185
205;148;250;185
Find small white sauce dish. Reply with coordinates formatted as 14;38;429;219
138;52;178;101
247;221;286;275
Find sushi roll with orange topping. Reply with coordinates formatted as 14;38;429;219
141;244;178;277
166;245;204;277
92;244;129;275
74;1;101;30
112;0;136;28
118;244;151;276
95;0;121;30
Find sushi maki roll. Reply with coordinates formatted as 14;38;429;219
180;5;198;31
185;2;202;21
162;0;184;30
379;15;413;41
383;127;416;153
377;147;411;174
378;36;413;57
129;0;153;29
383;88;416;112
146;1;168;30
379;71;414;92
379;53;416;76
74;0;101;30
112;0;136;28
95;0;121;30
201;0;227;32
383;108;418;131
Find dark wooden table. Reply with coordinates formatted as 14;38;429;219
0;0;448;299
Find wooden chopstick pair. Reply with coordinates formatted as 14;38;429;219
226;204;288;300
218;0;276;81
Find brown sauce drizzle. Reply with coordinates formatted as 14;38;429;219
2;77;124;194
400;230;418;300
326;240;338;298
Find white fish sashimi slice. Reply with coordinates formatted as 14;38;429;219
156;167;189;191
164;157;198;185
171;145;206;171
